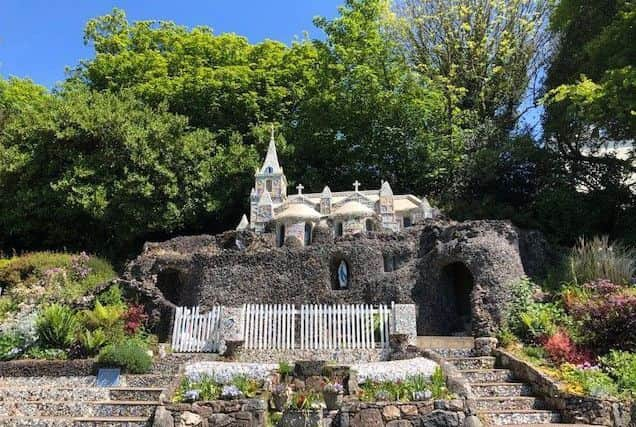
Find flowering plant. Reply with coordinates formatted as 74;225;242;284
184;389;200;402
322;382;344;394
220;385;243;400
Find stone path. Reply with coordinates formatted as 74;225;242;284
0;374;173;426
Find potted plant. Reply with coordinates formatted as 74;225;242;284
322;381;344;410
271;383;290;411
280;391;323;427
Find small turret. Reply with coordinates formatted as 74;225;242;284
236;214;249;231
320;186;332;215
379;180;397;231
254;126;287;205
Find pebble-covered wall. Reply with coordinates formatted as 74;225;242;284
124;219;550;337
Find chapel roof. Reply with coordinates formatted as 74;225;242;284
331;201;375;219
275;203;322;222
258;129;282;175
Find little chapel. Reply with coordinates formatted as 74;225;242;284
236;130;439;246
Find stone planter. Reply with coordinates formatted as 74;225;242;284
279;409;323;427
322;391;343;410
272;393;289;412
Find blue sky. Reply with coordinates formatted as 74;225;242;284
0;0;342;88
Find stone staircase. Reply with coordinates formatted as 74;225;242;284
0;374;173;426
444;351;569;426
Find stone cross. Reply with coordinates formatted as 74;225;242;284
270;124;275;140
296;183;304;195
353;180;361;192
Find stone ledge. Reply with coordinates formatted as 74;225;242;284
0;358;97;377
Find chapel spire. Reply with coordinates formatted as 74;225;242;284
260;125;282;175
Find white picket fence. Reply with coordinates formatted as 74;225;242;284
171;303;393;352
171;306;223;352
243;303;392;350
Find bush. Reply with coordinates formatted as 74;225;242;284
78;328;108;356
600;351;636;396
97;340;152;374
543;330;593;365
36;304;78;349
518;303;562;342
96;284;124;307
123;304;148;335
568;289;636;353
80;301;125;343
567;236;635;285
559;363;618;398
0;331;26;361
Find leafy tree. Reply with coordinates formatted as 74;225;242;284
0;81;257;255
289;0;448;198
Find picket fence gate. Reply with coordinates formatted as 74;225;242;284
243;303;392;350
171;305;222;352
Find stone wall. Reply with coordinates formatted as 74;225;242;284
156;399;267;427
125;220;540;337
496;349;636;427
333;400;465;427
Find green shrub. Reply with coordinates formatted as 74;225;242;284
78;328;108;355
80;301;125;343
231;375;261;398
97;340;152;374
518;303;562;342
173;375;222;402
96;284;124;307
36;304;78;349
25;346;68;360
600;351;636;396
429;367;449;399
567;236;635;285
559;363;618;398
0;296;17;322
277;360;294;379
0;331;26;361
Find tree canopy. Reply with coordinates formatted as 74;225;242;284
0;0;634;259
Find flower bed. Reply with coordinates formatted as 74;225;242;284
351;357;439;383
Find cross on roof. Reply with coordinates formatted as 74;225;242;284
353;180;361;192
296;183;304;195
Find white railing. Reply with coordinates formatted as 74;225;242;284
243;303;391;350
171;305;222;352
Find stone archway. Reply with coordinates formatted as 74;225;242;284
442;262;474;335
156;268;183;305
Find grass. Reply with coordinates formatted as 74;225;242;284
568;236;635;285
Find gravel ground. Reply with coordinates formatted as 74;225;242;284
351;357;439;382
184;361;277;384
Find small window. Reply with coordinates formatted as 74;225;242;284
266;179;273;192
265;166;273;174
365;219;373;232
304;223;312;246
383;254;394;272
403;216;412;228
335;222;343;237
277;224;285;247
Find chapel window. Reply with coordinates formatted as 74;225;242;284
304;223;312;246
335;222;343;237
266;179;273;192
403;216;412;228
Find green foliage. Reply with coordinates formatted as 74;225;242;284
360;371;449;402
24;346;68;360
567;236;636;285
231;375;261;398
518;303;562;343
36;304;78;349
0;252;116;319
0;331;26;361
558;363;618;398
600;351;636;396
277;361;294;379
78;328;108;356
173;375;222;402
97;339;152;373
96;285;124;307
429;367;449;399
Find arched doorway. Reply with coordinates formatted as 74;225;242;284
365;218;373;232
442;262;474;334
156;269;182;305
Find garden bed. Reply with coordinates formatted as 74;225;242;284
0;358;96;377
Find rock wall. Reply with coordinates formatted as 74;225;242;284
125;220;538;337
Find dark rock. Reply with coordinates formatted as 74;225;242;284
206;414;234;427
294;361;326;379
387;421;414;427
417;410;462;427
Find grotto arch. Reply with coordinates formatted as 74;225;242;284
442;262;474;335
156;268;183;306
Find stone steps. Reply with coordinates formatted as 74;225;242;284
0;400;158;418
0;416;149;426
0;387;162;402
461;369;515;383
473;396;545;411
0;376;97;387
471;382;533;398
479;409;561;425
446;356;496;370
